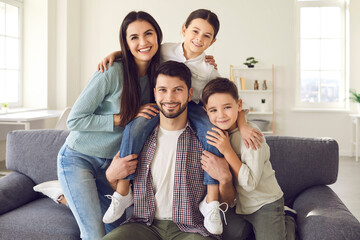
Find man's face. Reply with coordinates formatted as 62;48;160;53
154;74;193;119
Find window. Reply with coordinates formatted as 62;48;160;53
0;0;22;106
296;0;347;109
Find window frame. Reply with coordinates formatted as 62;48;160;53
0;0;23;107
295;0;348;110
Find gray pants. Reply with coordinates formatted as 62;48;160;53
223;197;296;240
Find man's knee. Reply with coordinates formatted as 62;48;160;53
102;222;157;240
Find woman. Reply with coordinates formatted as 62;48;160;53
57;11;162;240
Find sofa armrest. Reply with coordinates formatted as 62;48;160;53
0;172;38;214
294;185;360;240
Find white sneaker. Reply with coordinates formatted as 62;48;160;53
103;188;134;224
33;180;64;204
199;198;229;235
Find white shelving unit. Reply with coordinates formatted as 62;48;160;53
230;64;275;134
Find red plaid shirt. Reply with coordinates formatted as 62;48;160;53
129;122;216;238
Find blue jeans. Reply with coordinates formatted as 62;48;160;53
57;145;125;240
120;101;220;185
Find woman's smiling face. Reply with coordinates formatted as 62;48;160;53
126;20;159;66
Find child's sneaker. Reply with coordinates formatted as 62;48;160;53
284;206;297;220
33;180;64;204
103;188;134;224
199;198;229;235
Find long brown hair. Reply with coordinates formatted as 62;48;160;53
118;11;163;127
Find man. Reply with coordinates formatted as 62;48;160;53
103;61;235;240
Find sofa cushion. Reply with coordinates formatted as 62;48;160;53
0;198;80;240
0;172;38;214
6;130;69;184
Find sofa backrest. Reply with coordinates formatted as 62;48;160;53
265;136;339;206
6;130;339;206
6;130;69;185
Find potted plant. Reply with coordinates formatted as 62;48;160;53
350;89;360;113
243;57;259;68
1;103;9;113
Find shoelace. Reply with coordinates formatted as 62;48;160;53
218;202;229;225
206;202;229;225
105;195;120;207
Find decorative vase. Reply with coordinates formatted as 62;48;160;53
262;80;268;90
358;103;360;114
254;80;259;90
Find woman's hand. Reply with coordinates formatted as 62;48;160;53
205;55;217;70
113;114;121;126
240;124;263;149
97;51;121;72
136;103;159;119
206;127;233;155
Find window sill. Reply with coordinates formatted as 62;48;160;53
0;107;46;115
292;107;350;113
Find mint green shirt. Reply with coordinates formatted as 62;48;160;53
65;62;151;159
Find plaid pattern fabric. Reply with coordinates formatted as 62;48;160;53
130;122;215;238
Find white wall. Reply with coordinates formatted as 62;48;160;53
23;0;81;111
23;0;48;108
77;0;360;156
2;0;359;163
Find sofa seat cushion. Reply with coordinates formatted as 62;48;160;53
0;198;80;240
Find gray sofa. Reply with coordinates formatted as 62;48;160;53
0;129;360;240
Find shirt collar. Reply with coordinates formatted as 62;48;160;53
155;120;195;135
176;42;206;62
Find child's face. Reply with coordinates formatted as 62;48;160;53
205;93;242;131
182;18;216;58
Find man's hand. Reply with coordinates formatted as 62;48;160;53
201;150;236;205
106;152;138;190
201;150;232;183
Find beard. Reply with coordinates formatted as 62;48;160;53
157;101;188;119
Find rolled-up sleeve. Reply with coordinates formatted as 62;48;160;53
237;140;270;192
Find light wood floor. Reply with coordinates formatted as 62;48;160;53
330;156;360;221
0;156;359;221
